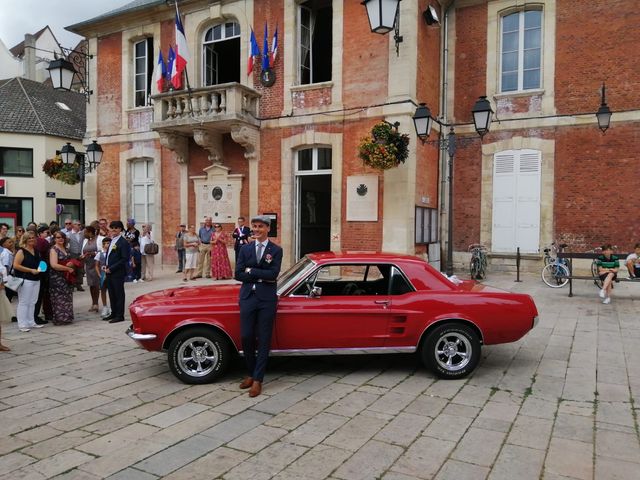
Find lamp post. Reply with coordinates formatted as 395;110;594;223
413;96;493;275
596;82;612;133
59;141;103;225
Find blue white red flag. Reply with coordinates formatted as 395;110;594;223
172;5;190;89
247;29;260;75
155;50;166;94
167;46;176;86
270;25;278;65
262;22;270;71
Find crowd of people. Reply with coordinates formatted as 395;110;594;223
0;218;156;349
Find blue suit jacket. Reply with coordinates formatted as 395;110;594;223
106;236;131;277
235;240;283;301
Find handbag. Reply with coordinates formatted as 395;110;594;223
144;242;159;255
4;275;24;291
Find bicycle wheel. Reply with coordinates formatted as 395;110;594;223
470;258;480;279
541;263;570;288
476;256;486;279
591;260;603;289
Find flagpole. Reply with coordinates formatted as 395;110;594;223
175;0;194;117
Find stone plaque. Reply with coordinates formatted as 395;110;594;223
346;175;378;221
192;164;244;222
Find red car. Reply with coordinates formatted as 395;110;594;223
127;252;539;383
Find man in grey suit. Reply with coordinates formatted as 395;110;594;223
235;215;283;397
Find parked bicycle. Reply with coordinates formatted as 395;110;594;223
468;244;488;280
542;242;559;266
541;243;570;287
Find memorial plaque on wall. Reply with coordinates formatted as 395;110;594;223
193;164;244;222
346;175;378;221
199;183;236;221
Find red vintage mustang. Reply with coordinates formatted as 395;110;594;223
127;252;539;383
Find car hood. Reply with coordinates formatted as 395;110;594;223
131;284;242;307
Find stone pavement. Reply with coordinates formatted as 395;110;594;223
1;265;639;479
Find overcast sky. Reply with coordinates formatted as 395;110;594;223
0;0;132;50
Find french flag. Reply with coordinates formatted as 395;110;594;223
247;29;260;76
262;23;270;71
167;46;176;87
270;25;278;66
155;50;166;94
172;8;190;89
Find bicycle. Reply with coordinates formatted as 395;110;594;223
542;241;560;266
541;243;570;288
468;244;488;280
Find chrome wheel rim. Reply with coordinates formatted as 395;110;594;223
177;336;219;377
434;332;472;371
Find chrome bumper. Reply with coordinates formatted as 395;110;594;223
126;328;157;341
532;315;539;328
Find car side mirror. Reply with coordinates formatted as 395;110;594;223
310;286;322;298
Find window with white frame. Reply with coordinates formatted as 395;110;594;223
298;0;332;85
203;21;241;86
131;159;155;225
134;38;154;107
500;9;542;93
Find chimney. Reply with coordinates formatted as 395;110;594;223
23;34;36;80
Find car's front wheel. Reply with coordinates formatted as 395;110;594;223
168;328;230;384
422;323;480;379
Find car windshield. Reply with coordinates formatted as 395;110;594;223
277;256;316;295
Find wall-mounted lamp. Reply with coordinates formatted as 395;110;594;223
46;42;93;103
596;82;612;134
362;0;403;56
423;5;440;25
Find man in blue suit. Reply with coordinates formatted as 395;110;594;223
235;215;283;397
103;220;132;324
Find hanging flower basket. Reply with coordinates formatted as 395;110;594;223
358;121;410;170
42;154;80;185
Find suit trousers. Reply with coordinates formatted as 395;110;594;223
106;273;126;319
239;292;277;382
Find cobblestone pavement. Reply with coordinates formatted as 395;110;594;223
1;266;639;479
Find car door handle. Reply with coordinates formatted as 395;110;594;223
374;300;390;308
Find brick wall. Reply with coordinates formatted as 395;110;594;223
96;33;122;136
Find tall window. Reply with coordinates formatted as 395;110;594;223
134;38;154;107
131;159;155;224
203;22;241;86
500;9;542;92
0;147;33;176
298;0;332;85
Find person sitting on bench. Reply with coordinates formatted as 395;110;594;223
597;244;619;304
625;243;640;279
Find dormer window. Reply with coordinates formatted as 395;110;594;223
203;21;241;86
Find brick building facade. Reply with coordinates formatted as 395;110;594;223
68;0;639;271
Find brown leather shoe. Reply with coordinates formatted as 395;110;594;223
239;377;253;389
248;381;262;397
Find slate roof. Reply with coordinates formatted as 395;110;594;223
66;0;165;33
0;77;86;140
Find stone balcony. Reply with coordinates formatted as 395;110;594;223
150;83;261;135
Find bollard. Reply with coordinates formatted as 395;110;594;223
515;247;522;282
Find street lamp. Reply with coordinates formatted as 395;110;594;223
413;97;492;275
59;141;103;224
362;0;403;55
596;82;612;133
46;42;93;102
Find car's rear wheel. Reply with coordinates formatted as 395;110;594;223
168;328;230;384
422;323;480;379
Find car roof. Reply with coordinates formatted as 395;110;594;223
306;251;428;265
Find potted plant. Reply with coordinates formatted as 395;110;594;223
358;121;410;170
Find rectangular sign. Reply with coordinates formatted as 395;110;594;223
346;175;378;221
46;192;56;198
0;179;5;196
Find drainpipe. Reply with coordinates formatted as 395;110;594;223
439;0;455;270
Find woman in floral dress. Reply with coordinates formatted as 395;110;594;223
210;224;233;280
49;232;75;325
